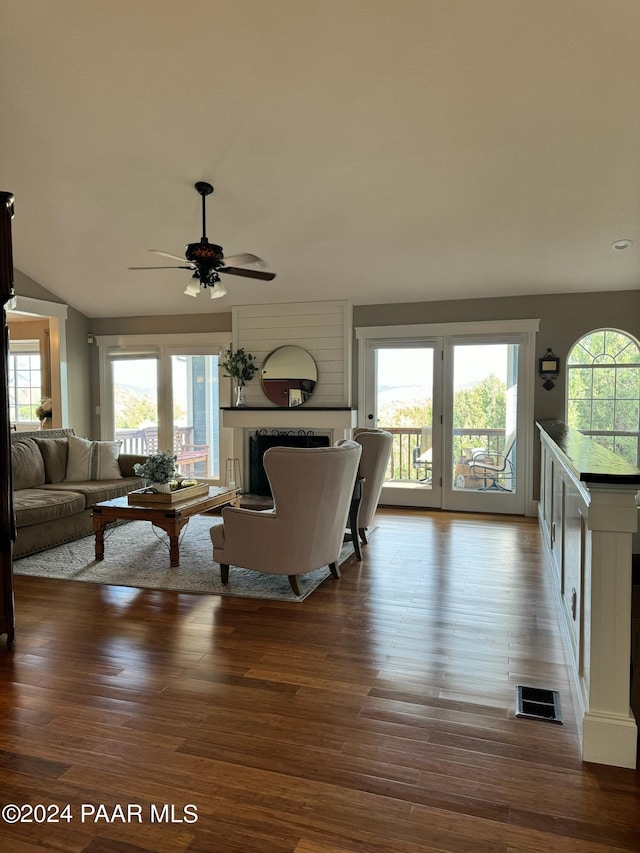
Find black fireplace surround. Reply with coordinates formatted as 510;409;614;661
249;430;330;496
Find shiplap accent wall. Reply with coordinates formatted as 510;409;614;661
232;300;352;407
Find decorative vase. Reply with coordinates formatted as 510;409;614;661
39;417;52;430
234;380;247;407
151;482;172;493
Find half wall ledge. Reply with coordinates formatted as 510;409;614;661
537;420;640;769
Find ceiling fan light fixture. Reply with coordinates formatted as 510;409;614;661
186;241;224;263
184;281;201;297
210;282;227;299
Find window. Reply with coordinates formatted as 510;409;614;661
8;341;42;425
98;333;229;483
567;329;640;466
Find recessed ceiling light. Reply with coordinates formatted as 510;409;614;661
611;239;633;251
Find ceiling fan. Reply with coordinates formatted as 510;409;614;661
128;181;276;298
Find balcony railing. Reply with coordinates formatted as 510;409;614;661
381;426;508;482
115;426;209;476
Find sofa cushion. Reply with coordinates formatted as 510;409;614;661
65;435;123;482
40;477;143;508
11;439;46;491
33;437;69;483
13;488;86;529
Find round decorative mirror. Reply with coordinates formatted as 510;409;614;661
260;345;318;407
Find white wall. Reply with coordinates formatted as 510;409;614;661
232;300;352;408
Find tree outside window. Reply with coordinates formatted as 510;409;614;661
567;329;640;466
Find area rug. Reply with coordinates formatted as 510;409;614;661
13;516;358;602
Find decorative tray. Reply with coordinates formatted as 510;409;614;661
127;483;209;505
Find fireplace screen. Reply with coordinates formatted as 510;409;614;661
249;431;330;496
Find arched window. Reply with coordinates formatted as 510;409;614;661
567;329;640;467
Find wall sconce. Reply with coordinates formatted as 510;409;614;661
538;348;560;390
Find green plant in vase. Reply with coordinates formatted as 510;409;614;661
133;450;177;493
221;347;258;407
35;396;53;428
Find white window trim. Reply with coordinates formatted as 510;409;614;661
9;342;41;426
8;296;69;427
97;332;231;481
9;339;40;353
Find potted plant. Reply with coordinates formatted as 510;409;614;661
133;450;177;493
221;347;258;407
35;396;53;429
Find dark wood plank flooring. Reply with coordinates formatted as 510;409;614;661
0;508;638;852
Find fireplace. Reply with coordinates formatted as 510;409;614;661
249;430;331;496
220;408;358;495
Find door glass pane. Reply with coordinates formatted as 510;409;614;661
375;347;433;486
171;354;220;479
452;344;518;492
112;358;159;455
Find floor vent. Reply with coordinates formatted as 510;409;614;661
515;685;563;724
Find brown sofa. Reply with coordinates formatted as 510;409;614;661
11;429;146;559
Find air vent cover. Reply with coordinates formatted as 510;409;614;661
515;685;563;724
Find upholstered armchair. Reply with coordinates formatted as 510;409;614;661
210;441;361;596
351;428;393;546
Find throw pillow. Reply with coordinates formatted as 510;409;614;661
65;435;122;482
33;437;69;483
11;439;46;491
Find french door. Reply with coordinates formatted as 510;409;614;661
98;334;229;483
443;336;524;513
362;339;442;508
358;322;538;515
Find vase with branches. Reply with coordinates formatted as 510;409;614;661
221;348;258;407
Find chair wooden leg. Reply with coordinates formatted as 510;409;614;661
288;575;301;596
220;563;230;585
359;527;368;545
349;479;364;560
329;561;341;579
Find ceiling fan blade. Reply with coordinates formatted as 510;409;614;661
149;249;189;262
219;266;276;281
222;253;266;268
128;265;194;270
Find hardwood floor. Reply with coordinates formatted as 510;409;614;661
0;508;638;852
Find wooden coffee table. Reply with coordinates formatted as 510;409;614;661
92;486;240;567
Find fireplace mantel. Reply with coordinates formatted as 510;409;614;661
221;407;358;430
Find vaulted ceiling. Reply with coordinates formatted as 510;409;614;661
1;1;638;318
